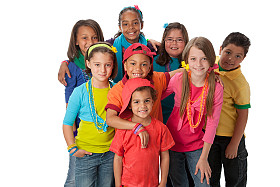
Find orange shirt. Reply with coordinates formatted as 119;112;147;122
105;72;170;122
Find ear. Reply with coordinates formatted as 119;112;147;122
141;21;144;30
119;25;122;33
86;60;91;69
219;46;222;55
123;61;127;71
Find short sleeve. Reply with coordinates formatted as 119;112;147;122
105;82;123;113
160;124;175;152
234;83;251;109
109;129;125;156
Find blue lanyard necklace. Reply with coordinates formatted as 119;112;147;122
86;78;111;133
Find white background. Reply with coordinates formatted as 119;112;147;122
0;0;279;186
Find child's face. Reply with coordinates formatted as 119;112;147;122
130;89;154;120
86;52;113;85
124;54;151;79
188;46;210;78
76;26;98;56
219;44;245;70
165;29;186;58
119;10;143;44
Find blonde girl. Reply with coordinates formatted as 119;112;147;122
63;42;118;187
162;37;224;186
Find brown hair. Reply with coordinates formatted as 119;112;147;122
180;37;216;117
133;86;157;102
156;22;189;66
114;6;144;38
67;19;104;62
84;42;118;80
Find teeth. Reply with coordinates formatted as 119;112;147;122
133;73;142;77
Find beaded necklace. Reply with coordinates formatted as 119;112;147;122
86;78;111;133
186;71;209;129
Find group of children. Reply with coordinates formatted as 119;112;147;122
60;5;251;187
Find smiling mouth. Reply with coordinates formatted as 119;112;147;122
132;73;142;77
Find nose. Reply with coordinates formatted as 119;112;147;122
101;65;106;73
197;60;202;66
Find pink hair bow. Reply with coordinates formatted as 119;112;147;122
134;5;140;10
208;64;219;72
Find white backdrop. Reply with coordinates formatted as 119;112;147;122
0;0;279;186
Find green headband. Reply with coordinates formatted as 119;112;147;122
87;44;117;56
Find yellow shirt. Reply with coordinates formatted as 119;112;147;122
76;86;115;153
215;62;250;137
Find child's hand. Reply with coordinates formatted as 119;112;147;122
58;61;71;86
148;39;161;52
137;127;149;148
225;142;238;159
214;74;224;87
71;149;92;157
195;158;211;185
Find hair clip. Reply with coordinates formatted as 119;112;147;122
163;23;169;29
181;61;190;71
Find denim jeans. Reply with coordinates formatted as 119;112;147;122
75;151;114;187
64;154;76;187
169;149;210;187
208;135;248;187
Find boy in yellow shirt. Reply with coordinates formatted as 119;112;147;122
209;32;251;187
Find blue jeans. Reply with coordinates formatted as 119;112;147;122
64;154;76;187
75;151;114;187
209;135;248;187
169;149;210;187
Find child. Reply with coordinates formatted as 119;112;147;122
63;42;118;187
61;19;104;187
163;37;224;186
208;32;251;187
58;19;104;87
109;78;175;187
105;43;182;147
58;5;157;83
153;22;189;124
153;22;194;187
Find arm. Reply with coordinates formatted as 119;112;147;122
58;61;71;86
148;39;161;52
225;109;248;159
158;150;169;187
113;154;123;187
168;68;184;78
195;142;212;185
106;109;149;148
63;124;92;157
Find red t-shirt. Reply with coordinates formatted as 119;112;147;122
109;118;175;187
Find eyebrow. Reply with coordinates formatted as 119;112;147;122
121;19;139;23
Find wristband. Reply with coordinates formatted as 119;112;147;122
70;147;78;156
68;146;78;153
133;123;143;134
136;128;146;136
67;143;77;151
132;123;141;133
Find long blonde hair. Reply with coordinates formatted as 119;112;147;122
180;37;216;117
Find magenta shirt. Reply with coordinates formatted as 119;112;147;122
163;72;223;152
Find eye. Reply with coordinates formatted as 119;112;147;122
95;64;100;67
145;99;151;103
92;37;98;40
130;62;136;66
202;57;207;61
190;57;195;61
133;101;139;104
82;37;87;40
236;55;241;58
225;51;231;55
106;63;112;67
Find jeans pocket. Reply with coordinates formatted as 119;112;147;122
237;148;248;184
